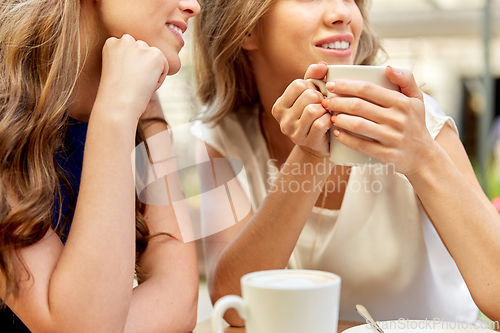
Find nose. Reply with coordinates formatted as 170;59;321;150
179;0;201;18
324;0;353;27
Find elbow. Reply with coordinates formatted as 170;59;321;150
209;286;245;328
31;320;124;333
481;307;500;323
176;287;199;333
207;264;246;327
475;297;500;323
184;314;197;333
171;304;197;333
171;314;196;333
22;309;126;333
147;303;197;333
222;311;245;328
179;297;198;333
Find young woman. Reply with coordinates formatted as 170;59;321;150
0;0;200;332
192;0;500;324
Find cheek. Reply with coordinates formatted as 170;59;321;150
351;12;364;54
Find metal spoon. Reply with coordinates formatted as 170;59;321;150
356;304;386;333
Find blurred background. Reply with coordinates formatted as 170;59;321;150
155;0;500;323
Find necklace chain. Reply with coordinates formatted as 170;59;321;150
259;109;328;270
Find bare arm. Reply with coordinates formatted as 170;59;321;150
200;143;331;326
200;62;334;326
407;123;500;321
1;35;176;332
123;94;198;333
4;101;140;333
325;66;500;320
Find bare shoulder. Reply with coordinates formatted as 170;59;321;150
1;227;63;330
0;180;63;318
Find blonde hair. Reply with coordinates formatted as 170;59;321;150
194;0;384;124
0;0;151;301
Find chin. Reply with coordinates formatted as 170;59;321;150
168;65;181;75
165;55;181;75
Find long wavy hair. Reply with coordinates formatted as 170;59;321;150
0;0;153;302
194;0;384;124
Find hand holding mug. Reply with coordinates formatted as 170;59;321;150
321;66;435;176
271;63;333;158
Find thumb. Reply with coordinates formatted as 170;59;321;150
385;66;423;102
304;62;329;80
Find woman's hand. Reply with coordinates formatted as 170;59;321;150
324;66;436;175
272;63;333;158
97;34;169;122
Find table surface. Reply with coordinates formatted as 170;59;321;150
193;319;364;333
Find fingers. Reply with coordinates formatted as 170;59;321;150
104;33;137;49
275;79;322;110
325;78;401;109
270;62;332;157
326;97;388;125
292;103;331;141
333;111;408;149
333;113;382;143
385;66;424;102
332;128;390;163
304;62;328;80
100;34;170;120
291;88;325;119
273;62;328;110
304;113;333;150
324;65;424;108
276;87;325;138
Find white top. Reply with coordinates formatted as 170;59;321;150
191;94;478;322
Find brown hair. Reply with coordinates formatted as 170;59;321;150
0;0;152;301
194;0;384;124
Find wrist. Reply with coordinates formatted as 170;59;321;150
92;94;141;128
292;145;333;172
93;81;150;124
405;141;446;183
297;145;330;161
89;98;139;136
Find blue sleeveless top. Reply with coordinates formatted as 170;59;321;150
0;117;88;331
52;117;88;243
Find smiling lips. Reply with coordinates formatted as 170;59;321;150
166;22;187;46
315;34;354;56
320;40;350;50
167;23;184;36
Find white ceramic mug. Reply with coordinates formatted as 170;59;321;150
211;269;341;333
308;65;400;165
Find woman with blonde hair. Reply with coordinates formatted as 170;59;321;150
0;0;200;331
192;0;500;323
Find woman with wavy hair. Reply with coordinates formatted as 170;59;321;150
192;0;500;324
0;0;200;332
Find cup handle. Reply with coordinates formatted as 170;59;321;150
307;78;329;97
211;295;247;333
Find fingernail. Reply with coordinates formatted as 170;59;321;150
388;65;401;75
321;99;329;108
318;61;328;66
331;114;337;123
326;81;335;90
333;129;340;137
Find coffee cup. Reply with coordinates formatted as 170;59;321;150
211;269;341;333
308;65;400;165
